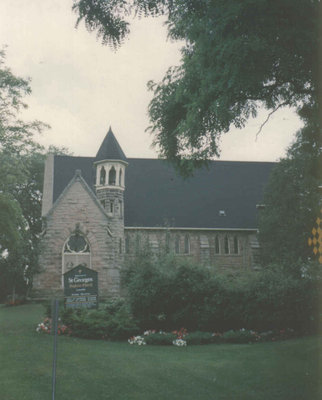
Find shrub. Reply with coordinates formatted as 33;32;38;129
123;248;213;331
59;298;139;340
221;329;259;344
185;331;215;345
144;332;177;345
123;247;322;334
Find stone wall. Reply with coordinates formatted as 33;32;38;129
33;175;123;298
124;228;259;272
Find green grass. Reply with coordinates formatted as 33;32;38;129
0;304;321;400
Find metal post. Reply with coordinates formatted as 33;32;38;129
51;299;59;400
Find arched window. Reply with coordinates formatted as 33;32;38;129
99;167;106;185
119;169;123;186
108;167;116;185
233;235;239;254
224;235;230;254
184;235;190;254
62;231;91;285
215;236;220;254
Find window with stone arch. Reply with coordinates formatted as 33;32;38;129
62;231;91;283
100;166;106;185
109;166;116;185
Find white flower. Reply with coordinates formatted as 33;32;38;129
173;339;187;347
128;336;146;345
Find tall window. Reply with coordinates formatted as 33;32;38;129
109;167;116;185
165;232;170;253
215;236;220;254
110;200;114;214
224;235;229;254
119;169;123;186
100;167;106;185
119;200;123;217
233;235;239;254
184;235;190;254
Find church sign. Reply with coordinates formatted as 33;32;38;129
64;265;98;309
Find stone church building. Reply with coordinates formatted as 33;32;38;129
33;128;275;298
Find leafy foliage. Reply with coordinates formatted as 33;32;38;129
123;246;322;332
258;116;321;268
72;0;320;172
144;332;176;345
60;298;139;340
0;50;53;301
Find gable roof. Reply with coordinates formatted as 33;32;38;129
46;168;109;223
95;127;127;163
51;155;275;230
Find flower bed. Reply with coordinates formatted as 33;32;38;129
36;317;72;336
127;327;297;346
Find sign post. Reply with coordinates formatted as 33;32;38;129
51;299;59;400
63;265;98;309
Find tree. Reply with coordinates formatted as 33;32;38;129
0;49;50;301
72;0;321;172
258;113;321;270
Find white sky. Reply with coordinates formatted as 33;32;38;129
0;0;303;161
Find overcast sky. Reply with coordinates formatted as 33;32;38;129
0;0;303;161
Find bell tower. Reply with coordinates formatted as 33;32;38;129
94;127;128;251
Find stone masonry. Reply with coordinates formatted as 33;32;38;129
33;172;123;298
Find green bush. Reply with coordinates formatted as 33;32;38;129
221;329;258;344
60;298;139;340
123;244;322;334
123;248;213;331
144;332;177;345
185;331;215;345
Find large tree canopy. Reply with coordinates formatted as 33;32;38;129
73;0;321;170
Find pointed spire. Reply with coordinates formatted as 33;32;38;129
95;127;127;162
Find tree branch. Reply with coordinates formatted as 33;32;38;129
255;102;288;140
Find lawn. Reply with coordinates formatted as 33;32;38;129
0;304;321;400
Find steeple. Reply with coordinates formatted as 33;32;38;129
94;127;128;190
95;127;127;163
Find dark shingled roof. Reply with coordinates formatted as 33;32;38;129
95;127;127;162
52;156;275;229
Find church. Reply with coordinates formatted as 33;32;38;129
32;128;275;298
